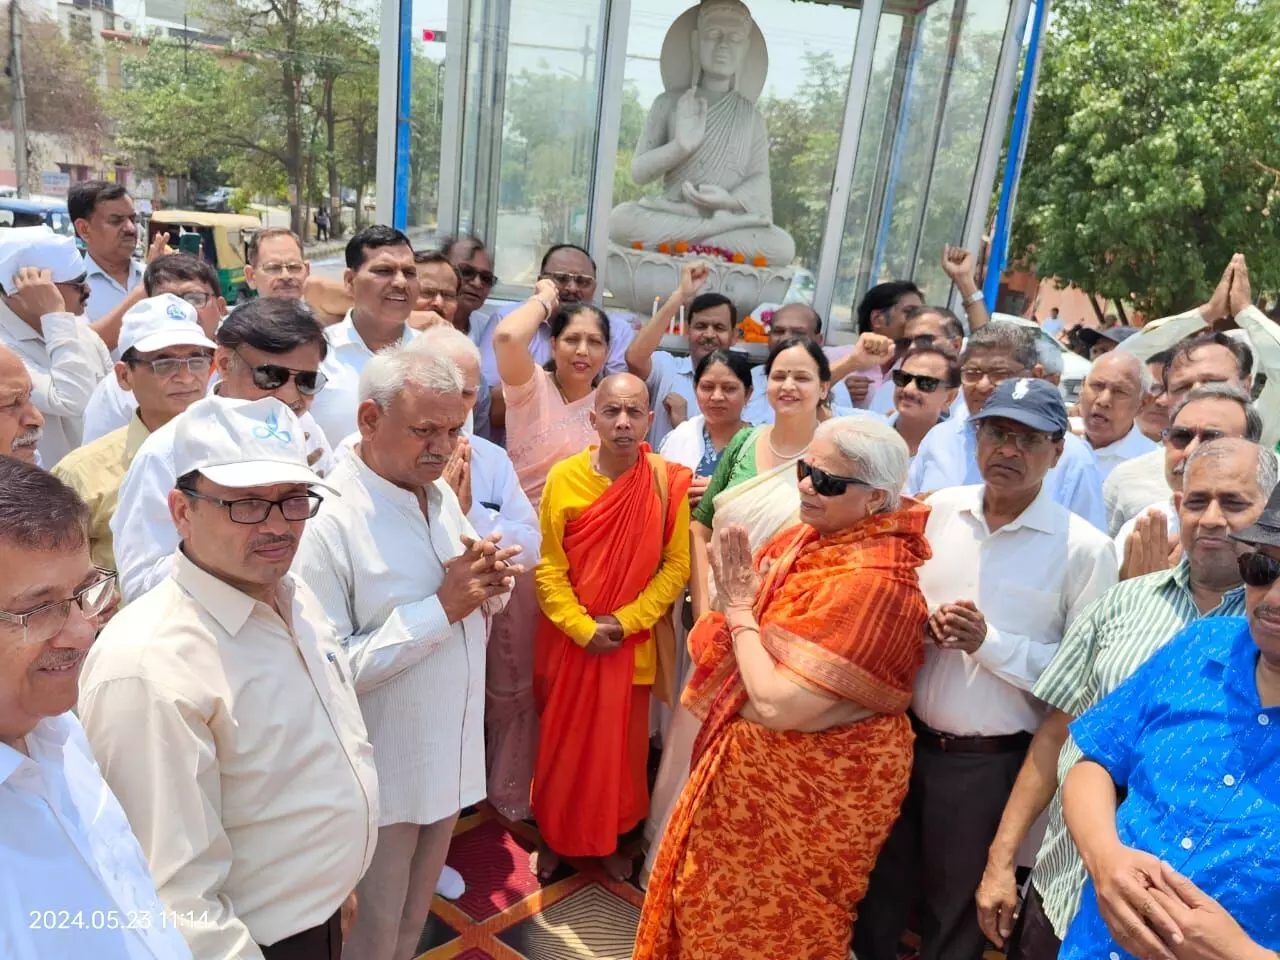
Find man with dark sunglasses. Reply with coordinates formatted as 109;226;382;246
81;253;227;445
112;298;333;602
976;437;1277;960
81;396;377;960
54;295;215;573
888;344;960;459
1049;448;1280;960
856;377;1117;960
1113;384;1261;578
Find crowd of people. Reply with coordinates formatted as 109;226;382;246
0;177;1277;960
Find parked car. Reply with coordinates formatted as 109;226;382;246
193;186;234;212
0;197;75;237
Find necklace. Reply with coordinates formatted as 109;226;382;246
767;429;810;461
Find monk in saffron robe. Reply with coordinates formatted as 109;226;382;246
532;373;692;881
634;416;932;959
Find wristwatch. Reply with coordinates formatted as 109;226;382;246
963;289;985;307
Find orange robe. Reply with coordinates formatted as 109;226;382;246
532;448;692;857
634;503;933;960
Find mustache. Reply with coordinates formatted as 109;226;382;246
418;454;449;465
12;428;41;448
33;648;85;671
250;534;297;550
1255;604;1280;619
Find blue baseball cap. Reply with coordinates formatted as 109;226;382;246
971;377;1069;435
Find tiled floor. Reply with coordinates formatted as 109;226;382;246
413;804;1005;960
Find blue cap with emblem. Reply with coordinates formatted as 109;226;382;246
970;377;1069;435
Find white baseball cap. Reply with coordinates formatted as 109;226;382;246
173;395;337;492
118;294;217;356
0;225;85;294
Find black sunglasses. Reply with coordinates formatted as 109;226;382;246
1238;551;1280;588
797;459;869;497
456;263;497;286
235;350;327;396
893;334;937;352
892;370;945;393
1163;426;1226;451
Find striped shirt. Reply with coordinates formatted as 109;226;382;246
1027;559;1246;938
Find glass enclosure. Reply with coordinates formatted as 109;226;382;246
390;0;1031;336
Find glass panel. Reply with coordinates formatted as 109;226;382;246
831;0;1014;341
406;0;450;231
487;0;607;294
607;0;859;305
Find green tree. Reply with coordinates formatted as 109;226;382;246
1011;0;1280;316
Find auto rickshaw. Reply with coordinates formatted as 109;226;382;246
147;210;262;302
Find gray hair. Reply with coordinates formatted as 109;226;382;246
1035;337;1063;377
358;338;465;407
1183;438;1279;498
815;416;910;511
415;323;481;367
1170;383;1262;443
0;456;89;552
1089;350;1154;394
962;323;1039;372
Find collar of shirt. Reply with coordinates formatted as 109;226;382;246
329;310;417;356
125;410;152;461
0;299;43;343
349;447;443;513
84;253;144;291
673;354;694;377
172;548;295;637
0;713;77;789
958;480;1059;535
1092;422;1156;461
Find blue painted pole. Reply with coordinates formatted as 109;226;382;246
984;0;1049;306
393;0;413;230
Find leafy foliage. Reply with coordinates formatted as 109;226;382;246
1012;0;1280;315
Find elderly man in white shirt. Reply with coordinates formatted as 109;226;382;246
296;339;523;960
308;226;421;447
80;396;377;960
854;377;1116;960
112;298;334;603
0;456;192;960
1075;350;1157;480
0;226;112;466
907;323;1107;530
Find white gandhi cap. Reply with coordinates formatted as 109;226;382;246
118;294;217;356
0;225;85;294
173;395;337;492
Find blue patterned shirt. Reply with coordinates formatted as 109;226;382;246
1060;618;1280;959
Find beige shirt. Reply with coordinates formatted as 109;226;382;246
78;551;380;959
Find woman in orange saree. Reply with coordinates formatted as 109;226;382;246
634;417;932;960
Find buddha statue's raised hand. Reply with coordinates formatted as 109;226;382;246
674;88;707;157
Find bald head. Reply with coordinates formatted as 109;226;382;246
768;303;823;348
0;345;43;465
1080;349;1148;449
591;373;653;461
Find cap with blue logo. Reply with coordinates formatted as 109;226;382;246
173;395;337;492
971;377;1069;435
118;294;217;356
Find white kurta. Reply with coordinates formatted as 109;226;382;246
294;452;509;826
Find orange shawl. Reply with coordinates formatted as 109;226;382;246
683;499;933;763
532;449;692;856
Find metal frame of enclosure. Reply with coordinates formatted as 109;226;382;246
376;0;1038;342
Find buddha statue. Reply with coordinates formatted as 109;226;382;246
608;0;795;266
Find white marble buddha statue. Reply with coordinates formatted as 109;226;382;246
609;0;795;265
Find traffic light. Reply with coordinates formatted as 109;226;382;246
422;28;446;42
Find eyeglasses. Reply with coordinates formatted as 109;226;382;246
138;355;213;378
797;459;869;497
542;271;596;289
456;264;497;286
181;489;324;524
234;350;327;396
1163;425;1226;451
419;287;459;304
178;291;213;308
960;366;1024;386
893;334;937;352
258;261;307;277
56;278;91;300
0;570;116;644
976;421;1056;452
892;370;945;393
1238;551;1280;588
